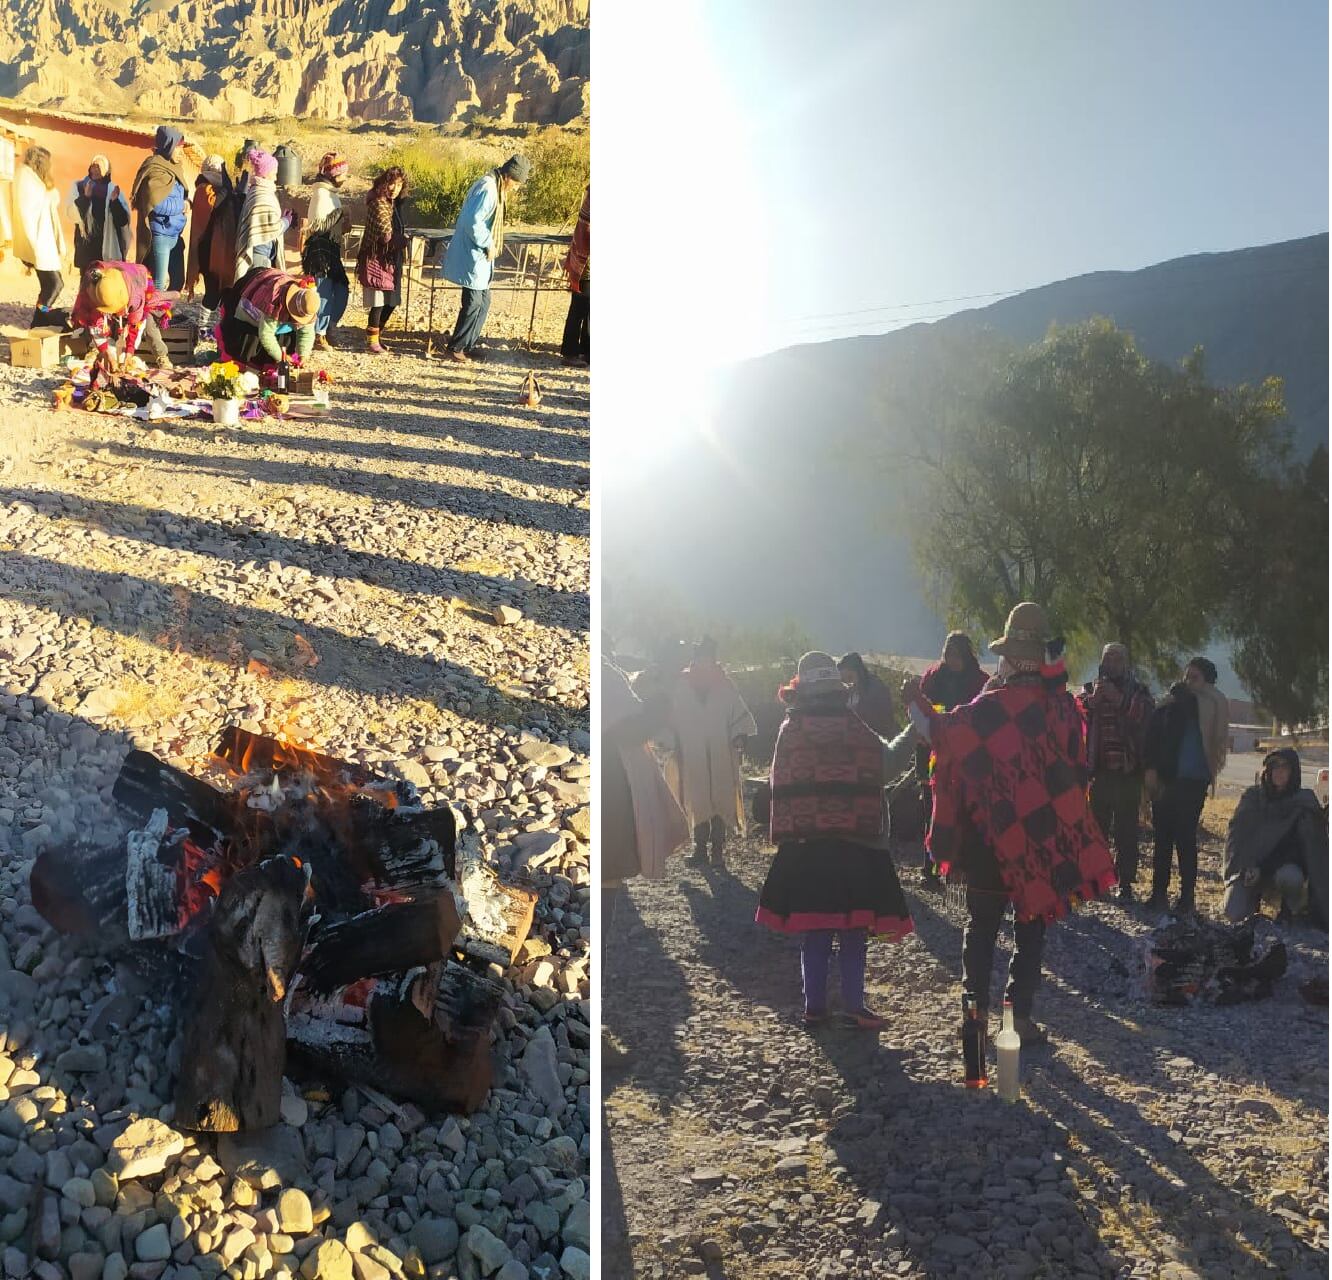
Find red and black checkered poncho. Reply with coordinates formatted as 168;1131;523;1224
917;676;1117;922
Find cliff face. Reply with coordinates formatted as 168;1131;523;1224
0;0;589;125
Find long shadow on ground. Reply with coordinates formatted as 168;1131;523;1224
3;487;588;632
75;440;589;536
0;552;571;733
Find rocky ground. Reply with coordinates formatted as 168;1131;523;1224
603;806;1329;1280
0;283;590;1280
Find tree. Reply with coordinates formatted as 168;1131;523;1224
1225;445;1329;730
900;319;1294;683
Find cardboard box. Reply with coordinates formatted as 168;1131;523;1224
61;331;92;358
9;328;62;369
293;369;317;396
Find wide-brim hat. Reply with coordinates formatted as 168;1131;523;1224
989;601;1051;664
89;268;129;315
285;282;319;325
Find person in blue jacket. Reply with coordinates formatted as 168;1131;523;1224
441;154;530;362
130;125;188;291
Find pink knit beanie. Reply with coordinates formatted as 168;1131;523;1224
248;148;278;179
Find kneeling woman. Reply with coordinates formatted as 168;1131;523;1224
216;268;319;370
757;651;919;1028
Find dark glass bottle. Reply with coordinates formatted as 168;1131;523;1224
276;358;290;393
963;996;988;1088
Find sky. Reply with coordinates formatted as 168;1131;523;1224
598;0;1328;369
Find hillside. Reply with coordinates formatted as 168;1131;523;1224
0;0;588;125
605;233;1329;665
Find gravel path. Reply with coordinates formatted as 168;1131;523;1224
603;820;1328;1280
0;292;591;1280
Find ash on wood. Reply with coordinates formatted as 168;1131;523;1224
30;726;532;1126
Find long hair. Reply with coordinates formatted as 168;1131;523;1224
369;166;408;201
23;146;53;188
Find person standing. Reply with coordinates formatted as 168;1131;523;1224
560;184;589;366
661;637;757;868
1078;642;1156;903
303;153;352;351
913;631;988;887
356;167;408;355
1224;749;1328;926
441;154;530;362
185;155;229;314
13;146;67;328
757;653;918;1027
1143;656;1230;916
235;149;288;278
837;652;898;737
69;155;131;271
904;603;1117;1046
130;125;188;290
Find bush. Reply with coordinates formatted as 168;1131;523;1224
370;128;588;229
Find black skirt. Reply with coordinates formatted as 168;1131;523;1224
756;837;913;939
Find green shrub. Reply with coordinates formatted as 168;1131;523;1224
368;139;497;228
516;127;589;227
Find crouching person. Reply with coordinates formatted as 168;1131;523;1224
70;260;173;369
1224;748;1328;927
756;652;918;1029
216;268;318;370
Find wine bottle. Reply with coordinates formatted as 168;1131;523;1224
996;1000;1021;1102
962;996;987;1088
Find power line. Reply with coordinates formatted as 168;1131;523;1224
782;256;1324;341
781;241;1326;333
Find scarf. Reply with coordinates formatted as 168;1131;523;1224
239;175;284;258
920;679;1117;922
130;151;183;216
769;707;885;843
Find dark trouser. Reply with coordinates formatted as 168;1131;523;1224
1090;770;1143;887
561;286;589;359
693;816;725;858
31;269;64;327
1151;779;1209;904
449;286;491;352
801;929;868;1015
367;304;396;330
961;843;1046;1019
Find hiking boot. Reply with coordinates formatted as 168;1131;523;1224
840;1007;886;1030
314;334;332;351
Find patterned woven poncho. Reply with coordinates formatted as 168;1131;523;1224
920;677;1117;922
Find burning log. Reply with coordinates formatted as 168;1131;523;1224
175;856;312;1131
30;727;534;1123
288;961;503;1113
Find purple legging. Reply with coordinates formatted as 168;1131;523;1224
801;928;868;1014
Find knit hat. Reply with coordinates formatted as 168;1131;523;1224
989;602;1051;665
89;154;111;178
248;148;278;179
500;155;531;183
319;152;349;178
795;651;845;696
284;280;320;325
87;267;129;315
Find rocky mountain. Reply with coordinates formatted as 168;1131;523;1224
0;0;588;125
606;233;1329;664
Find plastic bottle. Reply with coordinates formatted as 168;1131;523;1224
962;996;987;1088
996;1000;1021;1102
